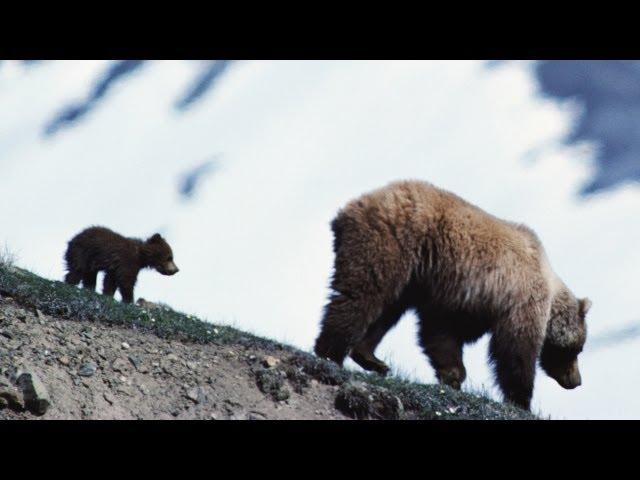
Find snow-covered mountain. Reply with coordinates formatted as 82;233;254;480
1;60;639;419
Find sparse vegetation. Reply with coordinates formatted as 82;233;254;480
0;264;536;420
0;244;16;267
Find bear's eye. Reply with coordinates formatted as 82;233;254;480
167;256;173;262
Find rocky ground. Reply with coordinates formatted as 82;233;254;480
0;265;535;420
0;297;349;419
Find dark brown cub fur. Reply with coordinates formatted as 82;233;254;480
64;226;179;304
314;180;590;410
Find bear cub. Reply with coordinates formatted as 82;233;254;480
64;226;179;304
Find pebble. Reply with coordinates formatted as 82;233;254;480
186;361;198;371
112;358;129;373
262;356;280;368
78;362;97;377
121;342;131;350
186;387;201;403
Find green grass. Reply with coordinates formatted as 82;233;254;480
0;264;536;420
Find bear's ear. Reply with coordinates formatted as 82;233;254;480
148;233;163;243
579;298;592;317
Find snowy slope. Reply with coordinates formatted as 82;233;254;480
1;60;639;419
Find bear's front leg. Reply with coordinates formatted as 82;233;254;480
103;271;118;297
117;273;137;304
489;308;545;411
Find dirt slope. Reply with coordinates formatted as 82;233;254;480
0;265;534;420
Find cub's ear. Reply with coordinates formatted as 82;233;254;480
579;298;592;317
148;233;163;243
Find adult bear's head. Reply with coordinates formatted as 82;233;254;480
144;233;179;276
540;289;591;390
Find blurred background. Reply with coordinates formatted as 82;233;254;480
1;60;638;419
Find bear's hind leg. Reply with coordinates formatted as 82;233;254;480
350;298;408;376
314;293;387;366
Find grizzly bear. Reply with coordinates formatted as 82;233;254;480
314;180;590;410
64;226;179;304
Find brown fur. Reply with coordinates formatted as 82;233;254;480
64;226;179;304
314;180;590;410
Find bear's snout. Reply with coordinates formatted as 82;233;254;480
157;262;179;275
556;362;582;390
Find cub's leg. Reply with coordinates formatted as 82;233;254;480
64;270;82;286
349;298;407;376
103;271;118;297
81;270;98;291
489;303;547;411
117;273;137;304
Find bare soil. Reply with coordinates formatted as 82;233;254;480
0;296;347;420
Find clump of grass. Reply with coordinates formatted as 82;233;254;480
356;373;535;420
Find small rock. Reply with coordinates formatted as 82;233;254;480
112;358;129;373
186;387;201;403
121;342;130;350
78;362;97;377
186;361;198;371
167;353;179;362
58;355;71;366
81;330;94;340
16;370;50;415
262;356;280;368
128;355;146;372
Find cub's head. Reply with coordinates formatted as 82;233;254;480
540;291;591;390
145;233;179;276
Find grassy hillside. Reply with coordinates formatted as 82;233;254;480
0;264;535;420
